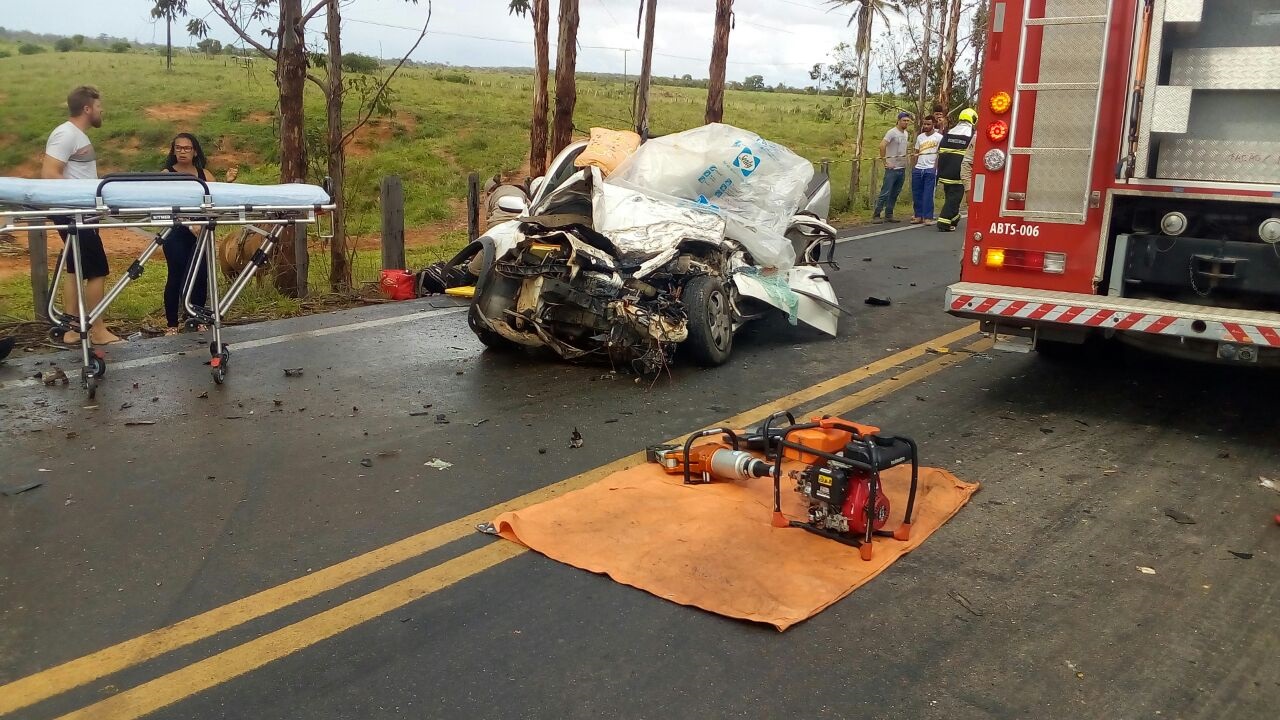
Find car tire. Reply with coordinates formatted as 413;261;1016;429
683;274;734;366
468;305;517;353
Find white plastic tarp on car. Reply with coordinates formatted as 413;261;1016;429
605;123;814;270
591;180;727;269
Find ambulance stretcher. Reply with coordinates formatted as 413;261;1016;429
0;173;333;397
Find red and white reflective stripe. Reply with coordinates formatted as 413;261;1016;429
949;295;1280;347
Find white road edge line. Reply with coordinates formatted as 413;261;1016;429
835;214;967;245
0;305;469;393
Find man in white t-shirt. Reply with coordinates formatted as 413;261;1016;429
872;112;912;223
42;85;120;344
909;116;943;224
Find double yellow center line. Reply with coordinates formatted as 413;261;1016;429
1;323;988;719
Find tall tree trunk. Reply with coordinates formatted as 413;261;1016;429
635;0;657;137
969;0;989;102
938;0;961;110
275;0;307;297
705;0;732;123
916;0;934;121
326;0;349;290
848;11;874;207
530;0;550;176
166;16;173;71
551;0;580;158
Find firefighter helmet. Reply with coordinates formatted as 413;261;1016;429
959;108;978;124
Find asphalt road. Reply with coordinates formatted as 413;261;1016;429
0;221;1276;720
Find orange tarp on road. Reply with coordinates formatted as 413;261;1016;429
492;455;979;630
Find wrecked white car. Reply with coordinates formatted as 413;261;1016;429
431;124;845;374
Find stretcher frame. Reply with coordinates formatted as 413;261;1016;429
0;173;334;397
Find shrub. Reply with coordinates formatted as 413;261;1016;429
0;50;11;59
432;71;472;85
54;38;75;52
341;52;380;74
110;41;131;53
18;43;45;56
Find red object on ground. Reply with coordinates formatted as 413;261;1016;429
379;269;416;300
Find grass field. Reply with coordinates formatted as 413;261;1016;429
0;45;913;327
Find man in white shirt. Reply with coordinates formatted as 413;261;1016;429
909;116;943;224
42;85;119;344
872;112;912;223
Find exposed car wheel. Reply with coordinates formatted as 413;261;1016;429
468;305;517;353
683;274;734;366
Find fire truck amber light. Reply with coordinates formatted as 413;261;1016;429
988;121;1009;143
990;91;1012;115
983;149;1006;172
985;248;1005;269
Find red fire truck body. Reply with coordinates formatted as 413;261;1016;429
946;0;1280;364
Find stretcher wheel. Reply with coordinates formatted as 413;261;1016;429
87;354;107;379
210;350;230;385
81;365;100;400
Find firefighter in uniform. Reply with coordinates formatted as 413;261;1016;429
937;108;978;232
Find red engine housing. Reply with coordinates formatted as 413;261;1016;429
840;471;890;535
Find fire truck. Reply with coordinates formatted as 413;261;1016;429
946;0;1280;364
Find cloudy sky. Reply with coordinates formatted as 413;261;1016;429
4;0;868;87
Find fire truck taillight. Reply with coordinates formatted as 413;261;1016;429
984;149;1006;172
989;91;1011;115
984;248;1067;274
987;120;1009;143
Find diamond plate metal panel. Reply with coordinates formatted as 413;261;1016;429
1045;0;1107;17
1135;0;1168;178
1022;151;1094;214
1150;86;1192;134
1156;139;1280;184
1168;47;1280;90
1033;23;1106;84
1028;90;1099;148
1164;0;1203;22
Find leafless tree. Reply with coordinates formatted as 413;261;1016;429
164;0;430;292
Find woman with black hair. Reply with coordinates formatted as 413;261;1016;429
161;133;239;335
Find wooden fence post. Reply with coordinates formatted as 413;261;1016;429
27;225;51;322
868;159;880;211
380;175;406;270
467;172;481;242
